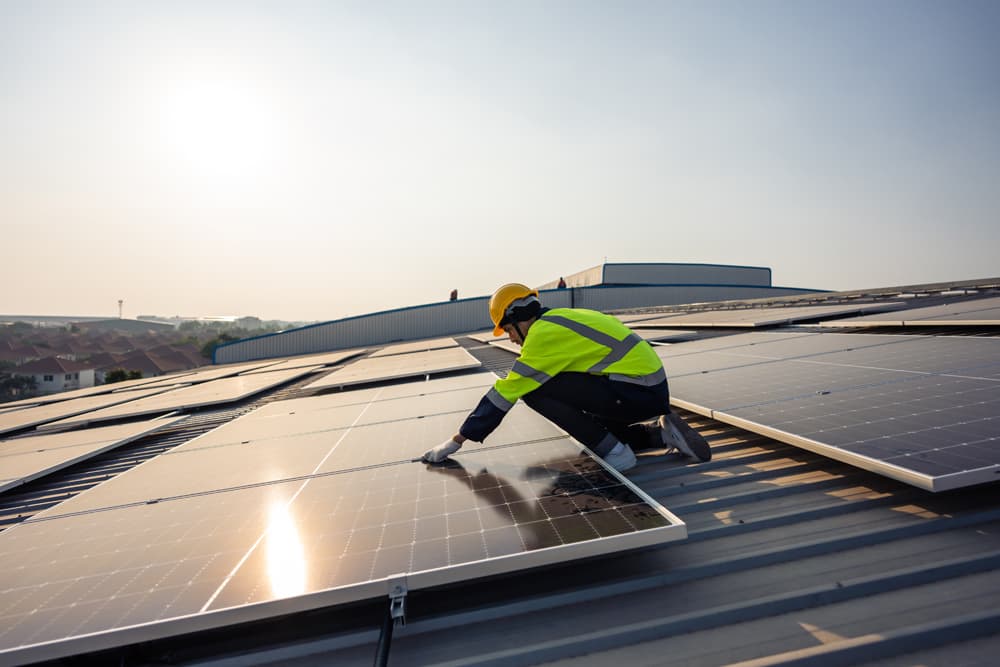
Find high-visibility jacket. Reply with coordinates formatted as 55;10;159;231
459;307;666;442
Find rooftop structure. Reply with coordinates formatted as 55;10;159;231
0;275;997;666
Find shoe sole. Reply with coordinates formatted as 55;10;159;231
664;413;712;462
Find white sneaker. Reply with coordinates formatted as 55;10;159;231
659;413;712;462
604;442;637;472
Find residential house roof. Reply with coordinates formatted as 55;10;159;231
12;356;94;375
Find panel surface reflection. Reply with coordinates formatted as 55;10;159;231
208;438;672;610
0;374;684;664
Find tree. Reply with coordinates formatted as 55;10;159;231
200;332;239;359
0;373;37;402
103;369;143;384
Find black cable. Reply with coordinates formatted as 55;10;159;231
373;604;394;667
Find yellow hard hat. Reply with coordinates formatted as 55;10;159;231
489;283;540;336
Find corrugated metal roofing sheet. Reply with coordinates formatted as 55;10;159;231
205;411;995;667
4;285;999;667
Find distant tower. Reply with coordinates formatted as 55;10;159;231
118;300;124;319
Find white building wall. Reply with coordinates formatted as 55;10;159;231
538;262;772;289
22;369;95;395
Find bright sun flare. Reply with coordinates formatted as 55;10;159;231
159;76;283;192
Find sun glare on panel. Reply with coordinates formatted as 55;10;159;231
265;502;307;599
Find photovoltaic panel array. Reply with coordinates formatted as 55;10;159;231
614;313;672;324
633;302;904;328
0;386;176;436
303;346;481;391
489;339;522;355
818;295;1000;327
630;329;696;344
368;337;459;358
0;417;182;493
41;366;322;430
237;348;366;374
0;372;196;409
658;332;1000;491
142;359;285;384
489;329;692;353
0;373;684;663
467;331;507;344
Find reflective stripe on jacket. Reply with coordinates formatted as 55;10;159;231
459;307;666;442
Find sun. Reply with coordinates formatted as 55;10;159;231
158;74;285;193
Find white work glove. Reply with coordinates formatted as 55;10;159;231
423;438;463;463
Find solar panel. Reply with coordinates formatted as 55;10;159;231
488;339;521;355
238;349;365;374
487;330;703;355
634;303;904;328
303;371;496;407
659;332;1000;491
0;375;684;664
659;331;919;365
0;372;197;408
0;418;182;493
303;347;481;391
368;337;459;358
630;328;696;343
147;359;284;383
0;386;176;436
41;366;321;430
467;331;506;344
818;295;1000;327
613;313;672;324
722;373;1000;491
0;359;277;410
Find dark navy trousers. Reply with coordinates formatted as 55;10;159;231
521;372;670;456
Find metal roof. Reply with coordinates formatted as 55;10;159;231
3;283;999;667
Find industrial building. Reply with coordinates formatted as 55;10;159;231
213;262;821;363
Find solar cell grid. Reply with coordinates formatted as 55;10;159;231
662;332;1000;491
0;418;182;493
800;336;1000;379
660;350;777;378
368;337;458;358
660;332;814;357
630;329;696;343
0;385;174;436
0;378;684;663
238;348;365;374
207;438;674;611
304;347;481;391
632;303;903;328
668;359;904;412
489;339;521;355
467;331;507;344
0;372;202;408
323;372;497;405
42;366;320;430
613;313;675;324
818;295;1000;327
46;387;557;516
721;374;1000;490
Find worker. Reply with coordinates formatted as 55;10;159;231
423;283;711;471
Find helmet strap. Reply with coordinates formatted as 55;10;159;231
514;320;527;343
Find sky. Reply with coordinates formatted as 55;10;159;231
2;1;998;323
